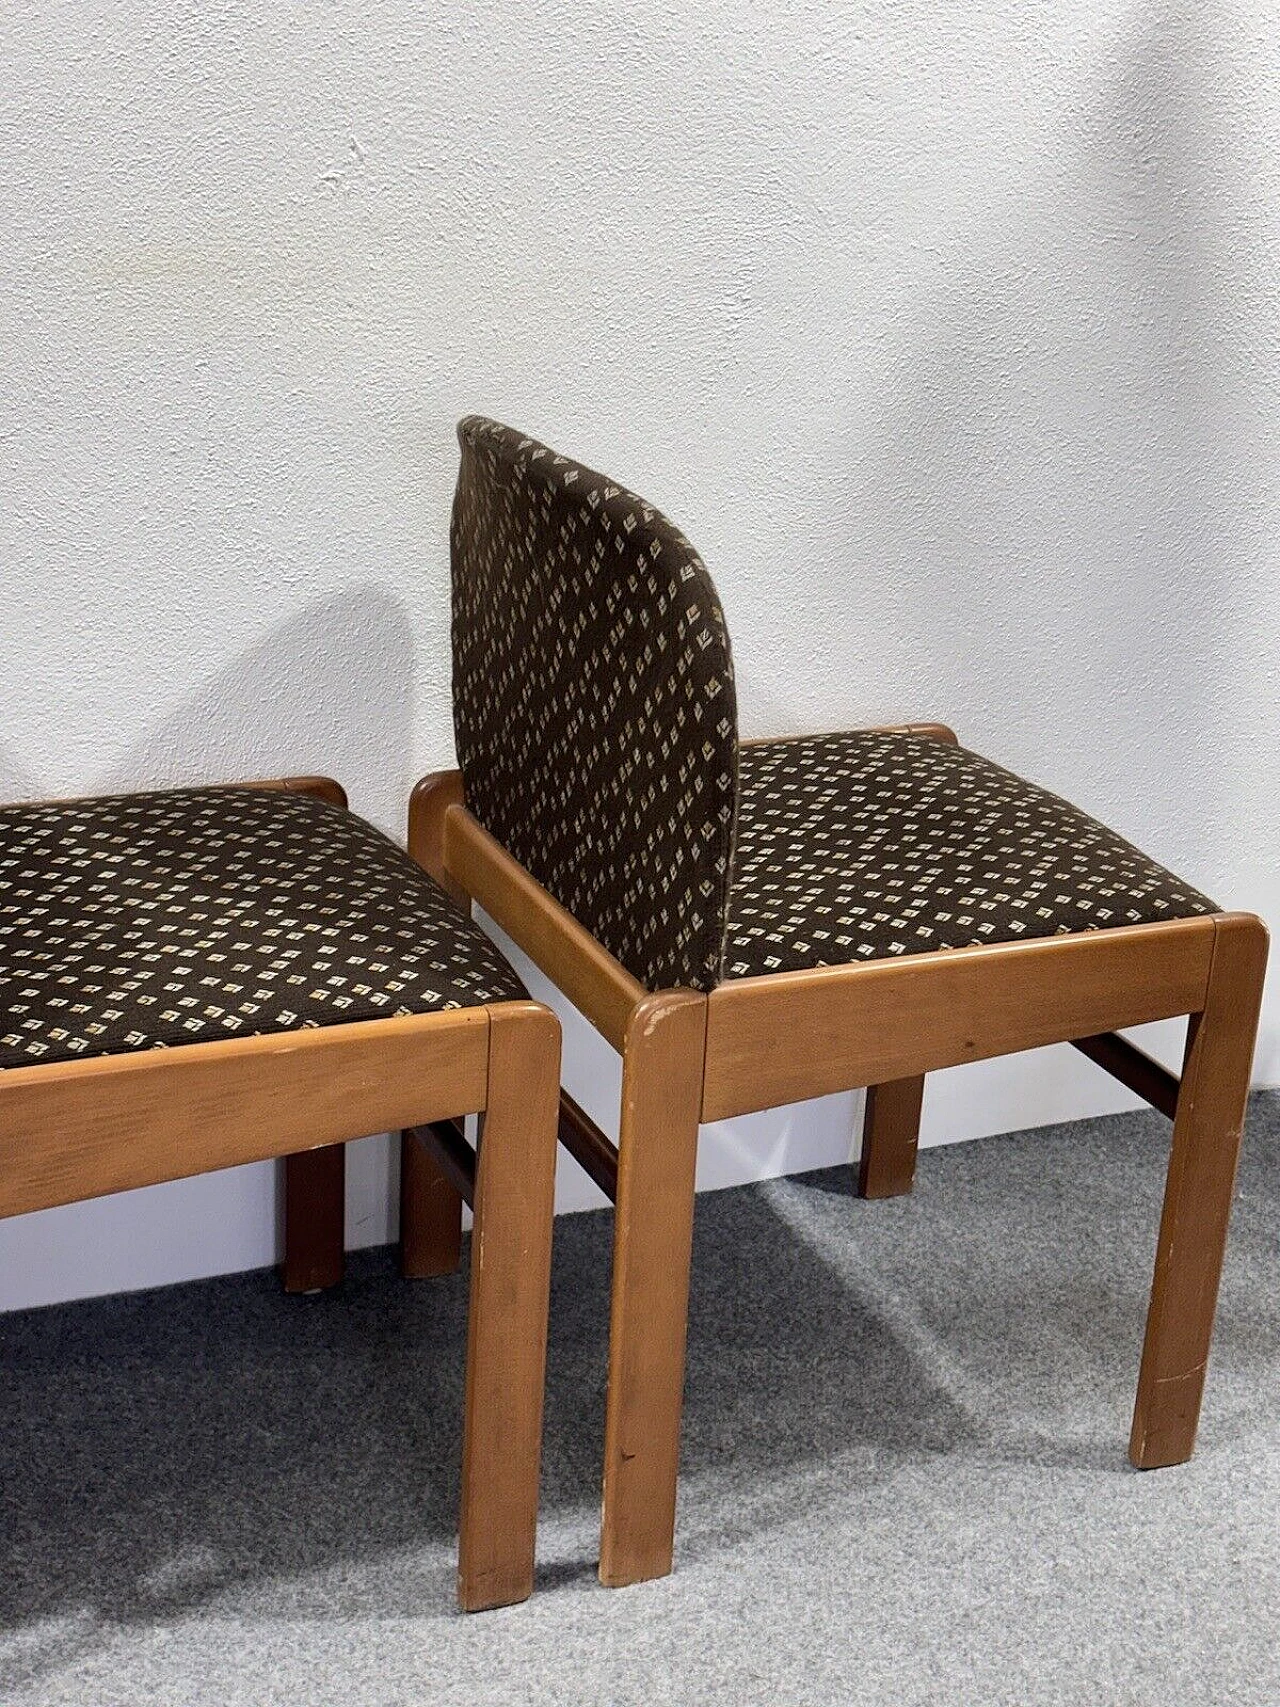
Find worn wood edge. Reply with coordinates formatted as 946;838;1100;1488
599;987;709;1587
701;916;1218;1121
443;804;645;1052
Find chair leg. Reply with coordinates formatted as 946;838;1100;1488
400;1128;463;1277
282;1145;345;1293
599;991;709;1588
858;1075;925;1198
1129;914;1268;1468
457;1002;560;1612
401;769;469;1278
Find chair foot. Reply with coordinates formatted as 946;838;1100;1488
400;1128;464;1277
858;1076;925;1199
282;1145;345;1293
457;1003;559;1611
1129;915;1268;1468
599;992;708;1588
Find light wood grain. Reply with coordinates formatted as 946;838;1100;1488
267;775;349;808
0;1009;489;1219
458;1001;561;1611
702;917;1216;1121
444;803;645;1052
1129;912;1269;1467
420;734;1266;1593
599;990;708;1588
2;771;567;1612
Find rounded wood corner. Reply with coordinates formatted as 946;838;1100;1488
1211;910;1270;951
486;996;561;1049
409;768;464;819
279;775;349;809
408;771;468;901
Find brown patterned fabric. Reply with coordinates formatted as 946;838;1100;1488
451;417;738;993
724;734;1216;979
449;419;1218;994
0;787;525;1071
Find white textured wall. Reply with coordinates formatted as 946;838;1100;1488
2;1;1276;1310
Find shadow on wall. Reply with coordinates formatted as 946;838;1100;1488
0;586;419;1311
0;746;39;805
110;581;421;1244
100;584;418;838
762;4;1245;882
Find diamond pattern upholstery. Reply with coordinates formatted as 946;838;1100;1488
724;733;1215;979
449;419;1219;995
451;416;738;994
0;787;525;1071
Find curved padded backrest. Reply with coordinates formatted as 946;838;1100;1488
451;417;739;993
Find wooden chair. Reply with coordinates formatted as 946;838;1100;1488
0;773;560;1611
405;416;1269;1590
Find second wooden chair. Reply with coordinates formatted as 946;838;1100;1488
0;775;560;1609
406;416;1267;1590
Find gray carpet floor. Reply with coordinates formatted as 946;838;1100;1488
3;1093;1278;1707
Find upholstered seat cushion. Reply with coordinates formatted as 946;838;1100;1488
0;788;525;1071
723;733;1215;980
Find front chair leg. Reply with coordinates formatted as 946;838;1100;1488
1130;914;1268;1467
458;1002;560;1612
282;1145;346;1293
858;1075;926;1198
600;991;709;1588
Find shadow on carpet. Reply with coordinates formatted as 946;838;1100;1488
2;1093;1278;1706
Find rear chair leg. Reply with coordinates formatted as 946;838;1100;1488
282;1145;346;1293
401;770;470;1277
1130;914;1268;1467
458;1002;560;1611
401;1129;464;1277
600;991;708;1588
858;1076;925;1199
277;777;351;1293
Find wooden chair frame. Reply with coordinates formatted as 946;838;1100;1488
403;731;1268;1589
0;775;560;1612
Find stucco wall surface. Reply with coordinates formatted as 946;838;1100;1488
2;1;1276;1308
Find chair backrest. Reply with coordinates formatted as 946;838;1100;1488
450;417;739;993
